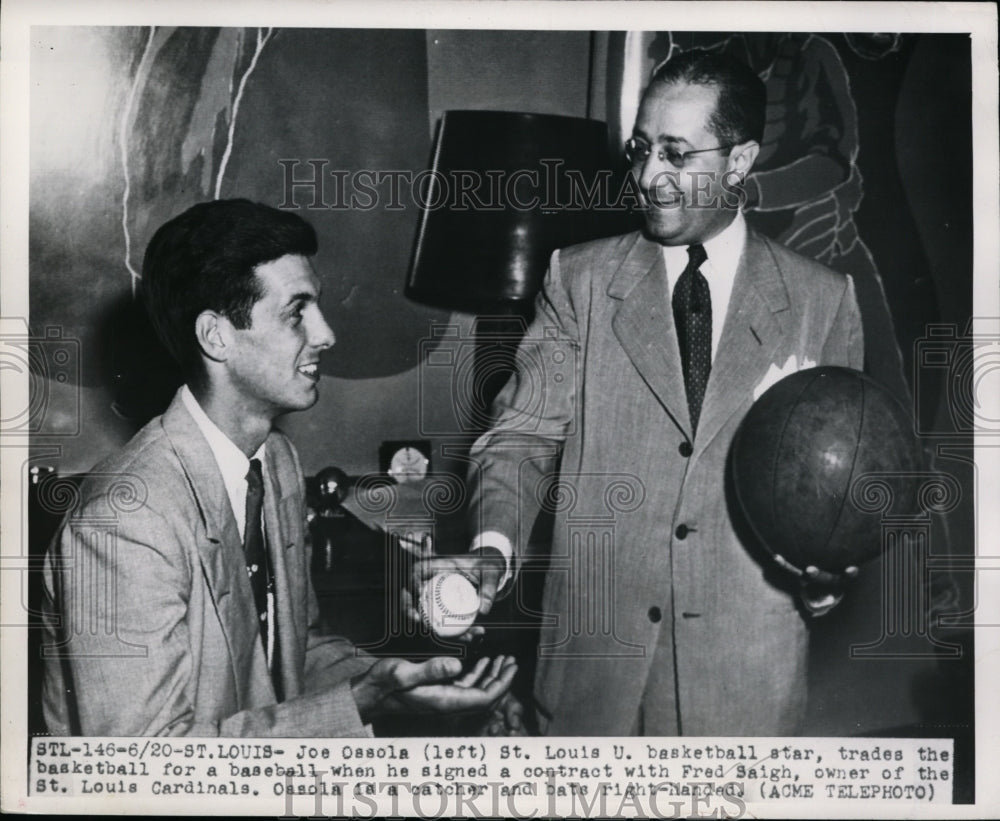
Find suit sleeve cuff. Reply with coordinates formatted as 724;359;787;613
311;681;374;737
470;531;514;592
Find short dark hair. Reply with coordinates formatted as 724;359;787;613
647;49;766;145
141;199;317;379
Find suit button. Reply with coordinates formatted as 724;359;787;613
678;441;693;457
648;606;662;623
675;524;689;540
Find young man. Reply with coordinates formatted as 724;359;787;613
42;199;515;736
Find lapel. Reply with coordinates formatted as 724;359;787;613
610;232;691;435
263;441;304;699
694;230;789;457
160;390;270;706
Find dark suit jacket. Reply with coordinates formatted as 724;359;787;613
468;228;864;735
42;389;374;736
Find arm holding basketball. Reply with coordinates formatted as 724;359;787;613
798;561;859;616
770;553;859;615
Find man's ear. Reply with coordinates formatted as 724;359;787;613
194;310;231;363
728;140;759;178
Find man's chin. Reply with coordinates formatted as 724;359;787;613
283;385;321;414
302;386;321;409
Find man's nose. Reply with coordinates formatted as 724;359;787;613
312;312;336;350
635;155;673;196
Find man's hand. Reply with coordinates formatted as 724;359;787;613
479;691;528;736
772;554;860;616
402;545;507;635
774;553;858;616
800;563;859;615
800;564;859;587
350;655;517;723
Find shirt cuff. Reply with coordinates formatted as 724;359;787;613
470;531;514;592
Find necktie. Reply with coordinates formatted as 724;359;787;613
245;459;280;695
672;243;712;435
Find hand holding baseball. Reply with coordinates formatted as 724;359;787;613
420;572;480;638
401;541;506;639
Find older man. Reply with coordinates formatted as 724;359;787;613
422;49;862;736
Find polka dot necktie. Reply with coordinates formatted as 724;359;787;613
245;458;280;697
672;243;711;435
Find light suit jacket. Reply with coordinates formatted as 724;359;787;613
468;228;863;736
42;390;374;736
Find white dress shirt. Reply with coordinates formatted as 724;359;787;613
181;385;265;540
180;386;274;665
661;210;747;363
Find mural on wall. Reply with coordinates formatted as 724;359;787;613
29;28;972;475
606;31;968;424
28;26;603;476
120;27;276;297
31;26;448;438
21;25;978;752
666;32;912;404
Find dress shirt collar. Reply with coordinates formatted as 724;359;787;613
660;210;746;290
661;211;747;361
703;209;746;285
180;385;265;539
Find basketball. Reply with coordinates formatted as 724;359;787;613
730;366;921;574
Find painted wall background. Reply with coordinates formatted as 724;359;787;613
28;29;970;475
28;26;594;478
26;28;973;748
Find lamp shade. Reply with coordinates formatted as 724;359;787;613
407;110;629;310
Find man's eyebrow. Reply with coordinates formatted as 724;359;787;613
657;133;690;147
284;290;318;307
632;127;691;147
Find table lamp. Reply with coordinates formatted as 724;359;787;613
406;110;630;427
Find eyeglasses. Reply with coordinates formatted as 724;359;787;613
625;136;733;169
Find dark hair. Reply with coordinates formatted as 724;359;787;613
647;49;766;145
141;199;317;379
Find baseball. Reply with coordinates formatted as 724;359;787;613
420;572;480;638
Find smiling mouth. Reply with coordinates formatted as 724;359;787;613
642;190;685;209
297;363;319;381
